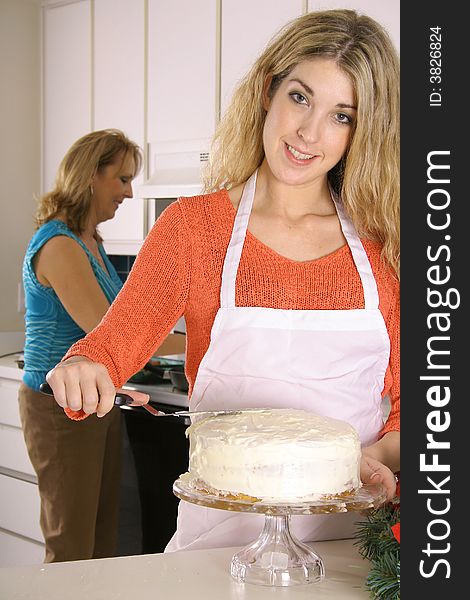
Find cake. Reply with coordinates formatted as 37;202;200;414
184;408;361;502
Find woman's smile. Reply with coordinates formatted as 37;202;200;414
284;142;319;164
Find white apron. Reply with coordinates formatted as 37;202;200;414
166;170;390;552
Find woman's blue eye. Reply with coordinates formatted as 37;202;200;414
336;113;352;124
290;92;308;105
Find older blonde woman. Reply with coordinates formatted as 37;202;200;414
20;129;142;562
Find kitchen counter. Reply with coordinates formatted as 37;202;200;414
0;538;371;599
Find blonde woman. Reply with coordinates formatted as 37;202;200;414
20;129;142;561
46;10;400;552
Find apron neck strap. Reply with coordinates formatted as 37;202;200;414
220;170;379;310
220;170;257;308
330;190;379;309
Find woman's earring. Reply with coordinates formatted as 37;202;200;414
90;184;94;196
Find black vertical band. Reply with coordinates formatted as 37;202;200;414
401;2;465;596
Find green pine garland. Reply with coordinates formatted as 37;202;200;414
354;502;400;599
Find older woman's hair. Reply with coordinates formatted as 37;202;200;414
35;129;143;236
204;9;400;277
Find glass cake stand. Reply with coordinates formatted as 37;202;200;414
173;476;386;587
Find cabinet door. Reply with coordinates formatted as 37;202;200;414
0;377;36;478
147;0;217;145
0;530;44;567
220;0;304;116
0;424;36;477
43;0;91;192
94;0;147;255
0;474;43;543
0;378;22;428
306;0;399;51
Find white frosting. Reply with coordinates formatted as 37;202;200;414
186;408;361;501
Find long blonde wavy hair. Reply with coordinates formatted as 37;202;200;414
204;9;400;278
36;129;142;239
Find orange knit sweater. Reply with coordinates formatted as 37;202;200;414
64;190;400;435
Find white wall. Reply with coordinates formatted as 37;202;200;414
0;0;40;332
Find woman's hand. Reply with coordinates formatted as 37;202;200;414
360;453;397;502
46;356;116;417
360;431;400;502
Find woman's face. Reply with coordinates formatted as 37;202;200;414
91;151;136;224
262;57;356;189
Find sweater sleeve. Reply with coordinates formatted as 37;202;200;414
379;278;400;437
62;200;191;387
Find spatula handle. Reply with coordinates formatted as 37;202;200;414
38;382;135;406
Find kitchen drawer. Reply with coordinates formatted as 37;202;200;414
0;423;35;476
0;473;43;542
0;378;21;428
0;529;44;567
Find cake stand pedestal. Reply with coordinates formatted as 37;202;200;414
173;477;386;587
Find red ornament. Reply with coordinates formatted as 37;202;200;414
391;522;400;543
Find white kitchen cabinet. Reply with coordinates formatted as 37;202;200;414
220;0;304;116
0;475;43;543
0;530;44;569
99;199;150;256
42;0;149;256
147;0;217;145
42;0;91;193
94;0;148;255
0;359;45;566
0;424;37;477
306;0;399;51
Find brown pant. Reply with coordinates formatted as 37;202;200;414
18;383;122;562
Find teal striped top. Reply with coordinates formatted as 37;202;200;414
22;220;123;391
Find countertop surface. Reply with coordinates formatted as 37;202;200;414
0;539;371;599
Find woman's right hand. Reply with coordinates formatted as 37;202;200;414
46;356;116;417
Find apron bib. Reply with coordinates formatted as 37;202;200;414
166;170;390;552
